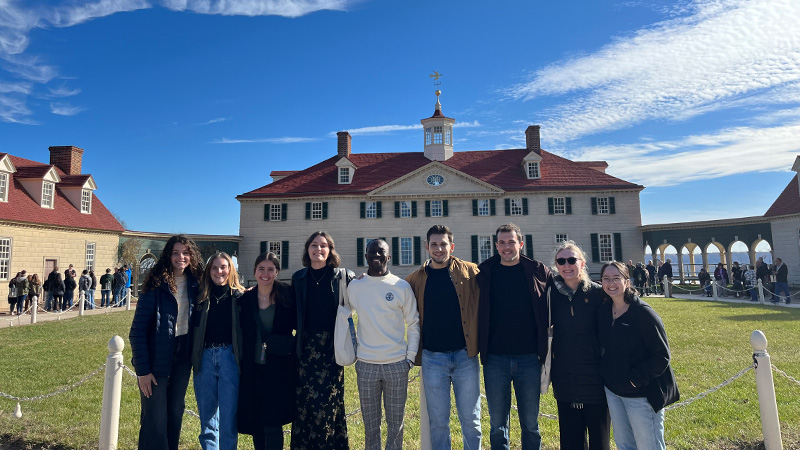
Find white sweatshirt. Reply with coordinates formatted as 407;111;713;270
347;273;420;364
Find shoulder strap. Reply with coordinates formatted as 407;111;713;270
547;286;552;328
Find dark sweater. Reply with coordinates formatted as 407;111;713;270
204;284;233;346
487;263;537;355
422;266;466;352
304;266;337;333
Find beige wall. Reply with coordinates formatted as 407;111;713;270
239;190;643;283
770;216;800;285
0;223;120;297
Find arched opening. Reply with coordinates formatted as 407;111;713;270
681;244;702;278
705;242;726;266
644;245;653;264
754;241;773;264
659;244;678;264
729;241;750;265
139;254;157;290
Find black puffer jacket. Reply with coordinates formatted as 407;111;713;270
549;277;606;405
129;272;199;377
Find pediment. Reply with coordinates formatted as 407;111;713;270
0;155;16;173
368;161;503;198
43;167;61;183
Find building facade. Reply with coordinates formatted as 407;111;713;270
237;93;645;282
0;146;124;298
763;156;800;285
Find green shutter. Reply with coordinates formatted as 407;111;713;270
322;202;328;219
392;237;399;266
504;198;511;216
591;197;598;215
566;197;572;214
522;198;529;215
305;202;311;220
376;201;382;218
414;236;421;265
471;235;479;263
614;233;623;261
360;202;366;218
281;241;289;269
591;233;600;263
357;238;364;267
425;201;431;217
411;201;417;218
281;204;287;221
609;197;616;214
548;198;554;215
395;201;400;218
492;235;498;256
260;241;267;255
490;199;496;216
525;235;533;259
472;199;478;216
443;200;449;217
263;204;270;221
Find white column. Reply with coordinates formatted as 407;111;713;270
750;330;783;450
99;336;124;450
31;296;37;324
419;368;432;450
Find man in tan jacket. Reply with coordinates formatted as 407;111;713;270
406;224;481;450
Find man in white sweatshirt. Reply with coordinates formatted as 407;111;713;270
348;239;420;450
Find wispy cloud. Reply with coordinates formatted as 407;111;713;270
48;84;81;97
160;0;348;18
569;121;800;187
195;117;229;126
510;0;800;142
333;120;481;137
50;102;87;116
212;137;320;144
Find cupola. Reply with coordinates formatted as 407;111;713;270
420;90;455;161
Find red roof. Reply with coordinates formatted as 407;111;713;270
0;155;124;232
239;148;643;198
764;175;800;217
59;174;93;187
269;170;299;177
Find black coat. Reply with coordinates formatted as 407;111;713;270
549;279;606;405
64;275;77;292
129;273;199;377
292;266;355;356
237;284;298;432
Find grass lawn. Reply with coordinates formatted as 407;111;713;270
0;297;798;449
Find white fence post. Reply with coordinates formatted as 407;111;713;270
751;330;783;450
31;296;37;324
662;275;670;297
99;336;124;450
78;292;85;316
419;368;432;450
758;280;766;304
125;291;131;311
712;281;718;300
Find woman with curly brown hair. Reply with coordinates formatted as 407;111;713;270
129;235;204;450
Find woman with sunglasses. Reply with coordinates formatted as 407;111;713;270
549;241;609;450
597;261;678;450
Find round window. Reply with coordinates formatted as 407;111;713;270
426;174;445;186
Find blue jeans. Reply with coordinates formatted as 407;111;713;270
775;282;790;303
115;286;126;306
483;353;542;450
604;387;665;450
86;289;95;309
194;345;239;450
422;348;481;450
101;289;110;307
64;291;73;309
16;295;25;314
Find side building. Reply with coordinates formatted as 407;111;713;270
0;146;124;298
764;155;800;285
237;93;644;282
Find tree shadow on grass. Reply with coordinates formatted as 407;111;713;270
671;298;800;322
0;435;73;450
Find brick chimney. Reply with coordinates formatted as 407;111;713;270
49;146;84;175
525;125;541;154
337;131;351;158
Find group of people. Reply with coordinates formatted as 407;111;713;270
6;263;133;314
696;257;790;303
131;224;679;450
628;259;673;297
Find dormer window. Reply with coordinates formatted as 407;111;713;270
339;167;351;184
526;161;540;179
81;189;92;213
0;172;8;202
41;181;54;208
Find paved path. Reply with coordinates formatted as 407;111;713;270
647;286;800;308
0;302;136;329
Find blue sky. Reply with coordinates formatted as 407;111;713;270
1;0;798;236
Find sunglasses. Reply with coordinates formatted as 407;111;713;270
556;257;579;265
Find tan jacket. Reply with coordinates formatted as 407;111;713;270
405;256;480;366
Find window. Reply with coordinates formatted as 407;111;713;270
270;204;282;221
509;198;523;216
430;200;442;217
80;190;92;213
85;242;95;272
444;129;451;145
400;237;413;265
0;172;7;202
269;241;282;261
311;202;323;220
339;167;351;184
478;236;493;263
555;234;569;243
0;238;9;279
425;127;432;145
477;199;490;216
597;197;609;215
365;201;377;219
433;126;443;144
599;233;613;261
552;197;565;215
400;201;412;218
526;161;540;179
41;181;54;208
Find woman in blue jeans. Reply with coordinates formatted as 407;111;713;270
597;261;679;450
191;252;244;450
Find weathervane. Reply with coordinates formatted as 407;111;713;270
430;71;442;99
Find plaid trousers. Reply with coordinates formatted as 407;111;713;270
355;360;410;450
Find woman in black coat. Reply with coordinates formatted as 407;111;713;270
238;252;297;450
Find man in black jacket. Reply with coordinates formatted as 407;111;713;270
773;258;790;304
477;223;551;450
